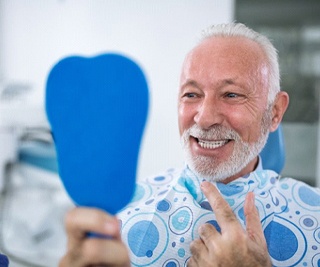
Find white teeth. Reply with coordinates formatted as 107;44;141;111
198;139;228;149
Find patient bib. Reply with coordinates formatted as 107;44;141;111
119;167;320;267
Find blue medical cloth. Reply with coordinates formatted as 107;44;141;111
119;166;320;266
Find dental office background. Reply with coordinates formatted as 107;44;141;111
0;0;319;266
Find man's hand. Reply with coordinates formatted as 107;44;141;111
188;181;271;267
59;207;130;267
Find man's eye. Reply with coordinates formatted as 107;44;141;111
226;93;238;98
184;93;197;98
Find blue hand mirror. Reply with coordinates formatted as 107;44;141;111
45;53;149;215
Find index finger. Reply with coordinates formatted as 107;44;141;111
65;207;120;244
201;181;240;231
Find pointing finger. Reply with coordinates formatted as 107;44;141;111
201;181;239;232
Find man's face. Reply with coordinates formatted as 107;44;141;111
178;36;273;182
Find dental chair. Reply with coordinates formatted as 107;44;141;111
260;125;285;174
0;133;73;267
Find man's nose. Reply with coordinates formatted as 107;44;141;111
194;98;224;129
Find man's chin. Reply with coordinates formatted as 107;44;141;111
186;159;230;182
185;151;253;182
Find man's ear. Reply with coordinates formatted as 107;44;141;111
270;91;289;132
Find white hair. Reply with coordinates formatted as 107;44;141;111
201;22;280;105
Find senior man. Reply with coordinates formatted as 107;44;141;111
60;23;320;267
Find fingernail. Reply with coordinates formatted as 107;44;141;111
201;181;210;192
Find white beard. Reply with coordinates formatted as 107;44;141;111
181;109;272;182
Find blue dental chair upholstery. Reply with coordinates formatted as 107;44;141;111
18;141;58;173
260;125;285;174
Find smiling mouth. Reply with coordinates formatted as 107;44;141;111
196;138;231;149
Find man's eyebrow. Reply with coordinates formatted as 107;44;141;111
180;79;202;89
180;77;241;90
217;77;245;89
224;79;236;84
221;78;238;86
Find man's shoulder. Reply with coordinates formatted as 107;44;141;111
278;176;319;191
276;176;320;206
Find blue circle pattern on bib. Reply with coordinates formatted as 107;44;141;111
118;168;320;267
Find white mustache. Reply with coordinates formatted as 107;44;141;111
184;124;240;141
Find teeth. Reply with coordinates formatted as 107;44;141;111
198;139;228;149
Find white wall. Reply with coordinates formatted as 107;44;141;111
0;0;234;180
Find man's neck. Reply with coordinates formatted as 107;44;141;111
221;156;259;184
